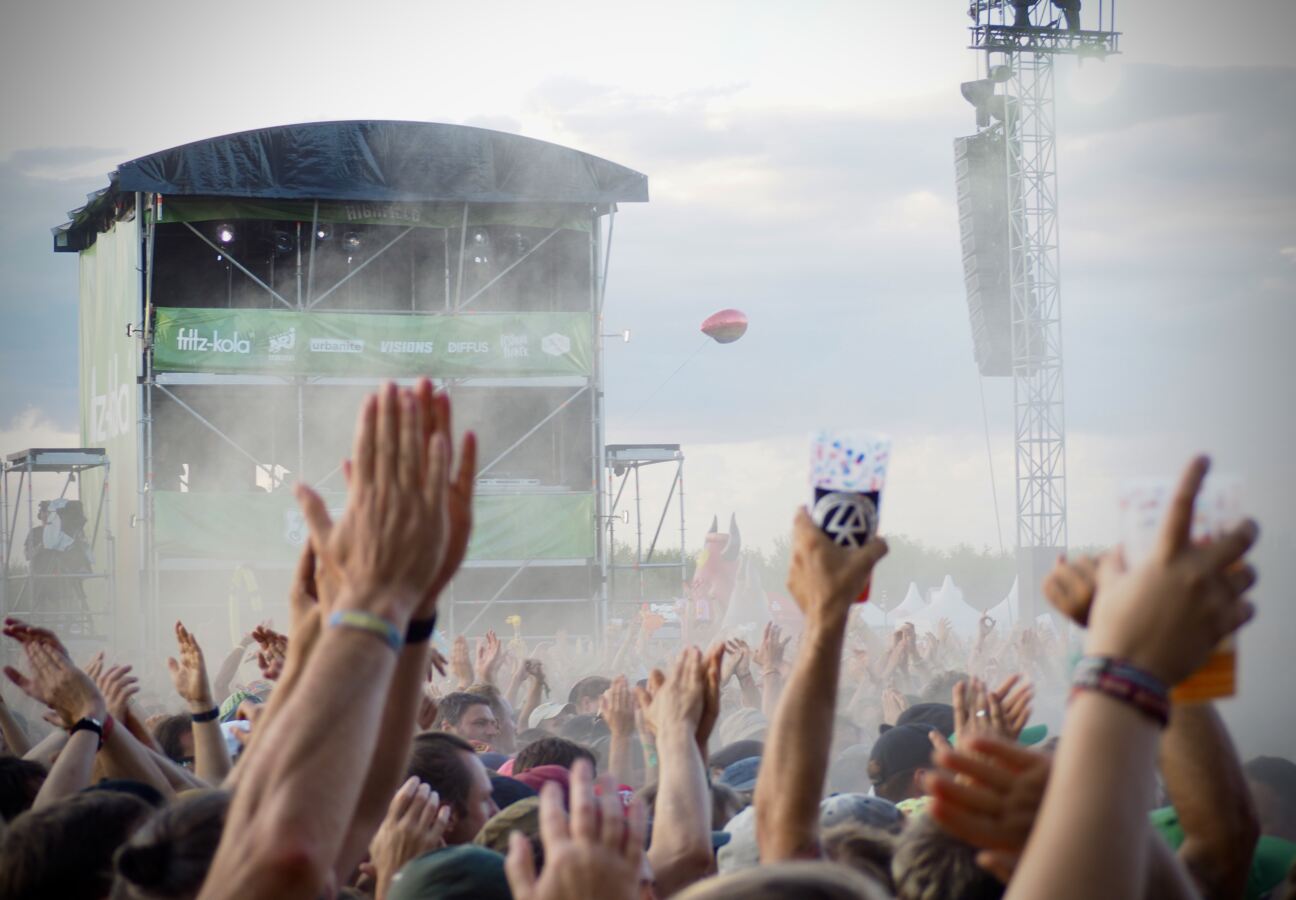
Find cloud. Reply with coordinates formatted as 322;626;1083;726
0;407;81;499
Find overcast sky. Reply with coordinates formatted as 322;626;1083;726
2;0;1293;748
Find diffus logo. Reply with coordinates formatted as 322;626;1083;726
176;328;252;354
89;358;131;443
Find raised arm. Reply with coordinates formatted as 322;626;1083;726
0;690;32;756
167;621;233;785
199;383;452;900
1006;456;1258;900
599;675;637;789
1161;703;1259;900
754;509;887;862
640;649;715;897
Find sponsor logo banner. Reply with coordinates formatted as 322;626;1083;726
153;308;591;377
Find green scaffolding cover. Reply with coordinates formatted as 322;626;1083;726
152;308;593;377
152;491;595;563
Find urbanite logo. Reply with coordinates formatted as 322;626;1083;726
309;338;364;353
541;333;571;357
379;340;434;354
500;334;529;358
447;342;490;354
268;328;296;354
175;328;252;354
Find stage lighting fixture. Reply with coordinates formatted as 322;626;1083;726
961;78;997;127
315;224;333;241
471;230;490;264
342;231;362;251
989;64;1012;83
273;230;295;254
216;224;235;244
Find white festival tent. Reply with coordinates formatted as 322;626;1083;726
923;575;983;636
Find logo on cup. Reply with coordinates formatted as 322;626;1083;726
811;491;878;548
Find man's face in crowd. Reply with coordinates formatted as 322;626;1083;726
447;750;499;844
454;703;500;747
874;767;927;804
575;696;600;716
540;711;574;734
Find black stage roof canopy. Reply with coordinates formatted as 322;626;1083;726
54;120;648;250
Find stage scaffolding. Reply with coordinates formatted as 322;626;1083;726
49;122;648;660
603;444;688;613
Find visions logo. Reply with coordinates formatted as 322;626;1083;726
175;328;252;354
540;333;571;357
380;340;434;354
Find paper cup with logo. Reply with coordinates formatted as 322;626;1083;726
809;430;891;602
1117;473;1243;701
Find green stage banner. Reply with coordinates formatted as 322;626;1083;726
152;308;592;378
153;491;595;563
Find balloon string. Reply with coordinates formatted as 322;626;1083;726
626;336;711;415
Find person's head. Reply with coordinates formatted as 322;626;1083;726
675;860;891;900
385;845;511;900
408;733;499;844
868;724;935;804
710;740;764;782
894;704;954;740
474;795;544;869
513;736;596;775
0;757;47;822
567;676;612;716
110;790;230;900
437;692;500;749
0;790;153;899
716;708;768;748
821;823;897;893
152;715;195;768
892;814;1003;900
1246;756;1296;842
526;702;575;734
557;714;609;744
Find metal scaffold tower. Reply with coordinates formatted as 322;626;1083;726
962;0;1120;614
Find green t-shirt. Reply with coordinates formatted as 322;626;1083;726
1150;806;1295;900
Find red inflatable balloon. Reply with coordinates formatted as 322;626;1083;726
701;308;748;344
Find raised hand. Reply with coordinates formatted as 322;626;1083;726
415;383;477;619
251;624;289;682
786;509;888;627
97;664;141;723
366;776;451;900
416;684;439;732
990;674;1034;741
882;686;909;726
505;760;646;900
753;622;789;675
295;381;451;627
638;647;709;743
1042;554;1100;627
599;676;636;738
722;638;752;684
167;621;215;710
451;635;473;689
926;735;1053;883
475;630;504;683
4;641;105;727
1086;456;1258;685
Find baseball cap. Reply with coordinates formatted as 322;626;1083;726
387;846;510;900
488;773;536;811
474;796;541;855
716;806;759;873
868;723;936;786
528;701;574;730
711;739;765;771
895;702;954;738
719;756;761;792
819;793;904;832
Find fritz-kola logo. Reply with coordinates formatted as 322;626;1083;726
176;327;252;354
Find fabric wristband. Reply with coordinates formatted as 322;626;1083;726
191;707;220;723
1069;656;1170;728
328;609;402;652
405;612;438;645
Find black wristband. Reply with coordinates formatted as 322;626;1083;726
69;717;105;750
405;613;438;645
191;707;220;723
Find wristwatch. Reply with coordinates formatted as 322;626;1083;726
69;716;105;750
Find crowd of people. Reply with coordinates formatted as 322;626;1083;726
0;379;1290;900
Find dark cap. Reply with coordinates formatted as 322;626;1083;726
868;723;936;786
387;846;510;900
896;702;954;738
711;739;765;771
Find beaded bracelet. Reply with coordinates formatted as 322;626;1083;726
1069;656;1170;728
328;610;402;652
